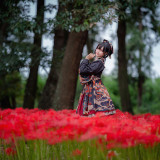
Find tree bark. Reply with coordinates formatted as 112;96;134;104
137;8;144;107
0;2;10;109
38;29;68;109
54;31;88;110
117;18;133;114
0;1;9;47
86;36;93;54
23;0;44;109
11;95;16;109
38;1;69;109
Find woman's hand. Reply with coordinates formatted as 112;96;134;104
85;53;95;60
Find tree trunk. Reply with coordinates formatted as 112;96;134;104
138;75;144;107
117;18;133;114
38;29;68;109
0;2;10;109
86;36;93;54
38;1;69;109
0;1;8;47
11;95;16;109
23;0;44;109
54;31;88;110
137;8;144;107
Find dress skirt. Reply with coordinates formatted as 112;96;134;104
76;79;116;116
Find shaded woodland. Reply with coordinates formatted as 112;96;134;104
0;0;160;114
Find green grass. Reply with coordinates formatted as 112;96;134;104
1;138;160;160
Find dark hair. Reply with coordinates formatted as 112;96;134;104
95;39;113;58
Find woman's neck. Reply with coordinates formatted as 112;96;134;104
95;56;103;60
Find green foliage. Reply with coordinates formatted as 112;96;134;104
0;72;22;98
121;0;160;113
129;80;138;110
0;72;22;108
134;78;160;114
125;0;160;77
0;73;47;108
101;75;121;109
52;0;117;32
34;74;47;108
0;0;52;75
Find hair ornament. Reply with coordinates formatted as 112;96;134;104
103;39;109;43
102;39;113;58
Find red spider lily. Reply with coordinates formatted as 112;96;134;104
1;108;160;150
107;150;117;159
5;147;16;155
71;149;82;156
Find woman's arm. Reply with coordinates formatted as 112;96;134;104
79;59;104;75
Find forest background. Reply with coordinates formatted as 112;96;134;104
0;0;160;114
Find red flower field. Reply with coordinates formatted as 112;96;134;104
0;108;160;147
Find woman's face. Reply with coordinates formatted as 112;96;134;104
96;47;104;58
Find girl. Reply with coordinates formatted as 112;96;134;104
76;39;116;117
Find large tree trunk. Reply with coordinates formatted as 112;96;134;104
38;29;68;109
38;2;69;109
23;0;44;109
54;31;88;110
117;18;133;114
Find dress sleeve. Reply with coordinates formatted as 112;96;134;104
79;59;104;75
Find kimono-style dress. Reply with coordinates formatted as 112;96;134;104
76;58;116;116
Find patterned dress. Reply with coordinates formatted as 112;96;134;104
76;58;116;116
